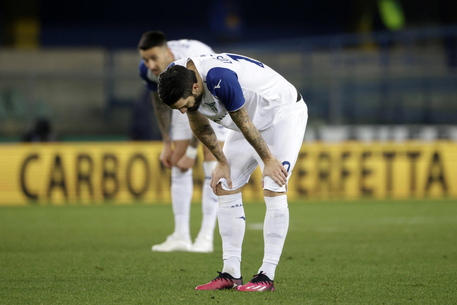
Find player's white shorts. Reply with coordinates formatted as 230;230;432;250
220;100;308;192
171;110;227;142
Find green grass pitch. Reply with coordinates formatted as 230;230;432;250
1;199;456;304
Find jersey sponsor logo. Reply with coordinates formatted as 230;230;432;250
204;102;218;113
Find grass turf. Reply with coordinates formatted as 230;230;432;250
0;199;456;304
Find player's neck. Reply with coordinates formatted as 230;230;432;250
187;60;204;94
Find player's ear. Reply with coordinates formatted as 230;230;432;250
192;83;199;94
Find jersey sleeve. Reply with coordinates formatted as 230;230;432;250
138;60;158;91
206;67;245;111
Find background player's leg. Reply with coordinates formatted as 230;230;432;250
191;158;218;252
191;140;226;252
152;140;192;252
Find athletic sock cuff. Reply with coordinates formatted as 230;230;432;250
264;194;288;209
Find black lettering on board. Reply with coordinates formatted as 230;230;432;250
126;154;150;198
383;152;396;196
295;151;308;196
316;152;332;194
76;154;94;199
360;151;373;196
406;151;421;195
425;151;448;194
20;154;39;201
102;154;119;200
339;151;351;194
47;154;68;200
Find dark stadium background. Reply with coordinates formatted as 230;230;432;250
1;0;456;48
0;0;456;141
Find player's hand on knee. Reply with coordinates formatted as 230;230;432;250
263;158;288;186
210;162;232;194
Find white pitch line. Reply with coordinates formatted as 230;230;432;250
248;223;263;230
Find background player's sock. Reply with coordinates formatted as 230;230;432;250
171;166;192;241
196;161;218;240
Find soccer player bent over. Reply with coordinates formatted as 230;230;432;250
158;53;308;291
138;31;226;253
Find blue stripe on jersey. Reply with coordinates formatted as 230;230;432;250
206;67;245;112
138;60;158;91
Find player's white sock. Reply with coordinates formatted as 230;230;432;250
171;166;192;241
196;161;218;240
218;193;244;279
223;256;241;279
259;194;289;280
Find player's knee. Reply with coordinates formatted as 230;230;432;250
263;189;287;197
215;183;240;196
263;176;287;193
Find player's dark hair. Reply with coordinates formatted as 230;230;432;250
138;31;167;50
158;65;197;106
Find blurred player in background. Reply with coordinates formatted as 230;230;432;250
158;53;307;291
138;31;226;253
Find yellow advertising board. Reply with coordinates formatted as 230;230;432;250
292;141;457;199
0;141;456;206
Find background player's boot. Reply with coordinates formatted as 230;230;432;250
151;234;191;252
195;272;243;290
190;235;213;253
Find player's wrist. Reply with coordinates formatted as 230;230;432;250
185;146;198;159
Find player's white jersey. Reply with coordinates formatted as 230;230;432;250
173;53;302;132
139;40;214;91
167;40;214;63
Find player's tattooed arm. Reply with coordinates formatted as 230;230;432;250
187;110;227;163
188;135;200;149
229;106;274;162
151;91;172;143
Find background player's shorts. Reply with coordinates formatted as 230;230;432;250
219;100;308;192
171;110;227;142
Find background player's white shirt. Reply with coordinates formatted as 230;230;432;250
174;53;301;132
138;39;225;141
140;40;214;90
167;40;214;63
